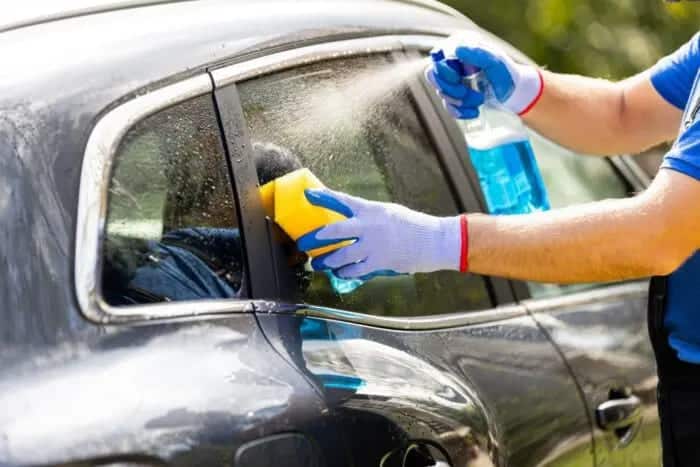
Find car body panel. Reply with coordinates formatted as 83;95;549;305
256;309;593;467
525;283;661;466
0;1;659;465
0;315;342;465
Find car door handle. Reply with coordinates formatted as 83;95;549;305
596;394;642;432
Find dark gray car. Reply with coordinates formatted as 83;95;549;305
0;1;660;466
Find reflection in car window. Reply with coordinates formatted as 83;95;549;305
238;54;492;316
101;95;246;305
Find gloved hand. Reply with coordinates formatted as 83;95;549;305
425;33;543;119
296;188;468;280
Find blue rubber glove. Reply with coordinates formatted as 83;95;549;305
296;189;464;280
425;33;543;119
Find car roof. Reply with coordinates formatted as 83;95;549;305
1;0;464;33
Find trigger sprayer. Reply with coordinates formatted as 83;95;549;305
430;50;550;214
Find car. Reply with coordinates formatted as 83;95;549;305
0;1;660;466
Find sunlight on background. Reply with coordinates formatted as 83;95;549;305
443;0;700;80
442;0;700;175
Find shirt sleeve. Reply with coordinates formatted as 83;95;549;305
650;32;700;110
662;117;700;181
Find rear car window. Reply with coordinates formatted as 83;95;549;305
101;95;246;305
237;54;492;317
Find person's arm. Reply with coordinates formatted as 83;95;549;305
523;71;681;156
467;168;699;282
296;168;700;283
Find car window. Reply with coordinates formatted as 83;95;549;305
237;54;492;317
101;95;246;306
457;108;630;299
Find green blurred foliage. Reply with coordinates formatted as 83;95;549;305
443;0;700;79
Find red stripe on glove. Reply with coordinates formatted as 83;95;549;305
518;69;544;117
459;214;469;273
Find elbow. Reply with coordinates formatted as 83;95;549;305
650;249;688;276
645;213;695;276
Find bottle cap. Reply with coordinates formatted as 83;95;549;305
430;49;445;62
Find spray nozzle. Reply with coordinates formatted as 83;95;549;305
430;47;487;98
429;47;482;88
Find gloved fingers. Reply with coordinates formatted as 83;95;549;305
444;101;479;119
428;68;487;110
426;67;468;99
310;242;365;271
426;69;464;105
335;260;377;280
304;188;357;218
296;219;361;252
432;59;464;84
454;45;502;72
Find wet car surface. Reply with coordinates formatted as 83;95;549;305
0;1;659;465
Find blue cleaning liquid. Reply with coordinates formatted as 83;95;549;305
468;127;550;215
325;270;364;294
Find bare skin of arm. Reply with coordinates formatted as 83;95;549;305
523;71;682;156
467;169;700;283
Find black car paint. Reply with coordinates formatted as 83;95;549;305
0;1;658;465
255;311;593;466
526;286;660;466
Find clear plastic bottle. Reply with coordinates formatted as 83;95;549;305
430;51;550;214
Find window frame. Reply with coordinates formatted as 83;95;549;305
75;75;272;323
77;34;652;326
212;35;514;321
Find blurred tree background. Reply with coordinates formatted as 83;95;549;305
443;0;699;80
442;0;700;173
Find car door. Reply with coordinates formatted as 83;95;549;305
212;35;595;466
44;85;343;467
515;136;661;467
424;39;662;465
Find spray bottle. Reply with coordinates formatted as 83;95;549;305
431;50;550;215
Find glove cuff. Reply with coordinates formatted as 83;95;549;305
425;215;466;273
459;215;469;273
504;65;544;115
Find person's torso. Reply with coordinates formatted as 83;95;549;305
664;66;700;363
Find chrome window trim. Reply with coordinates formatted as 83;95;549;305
522;281;648;314
74;73;267;323
77;33;648;327
294;303;529;330
210;34;443;87
290;282;648;330
75;35;449;325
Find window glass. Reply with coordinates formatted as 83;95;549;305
101;95;245;305
457;108;630;299
238;54;492;316
525;128;630;298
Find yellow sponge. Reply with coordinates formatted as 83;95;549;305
259;168;351;257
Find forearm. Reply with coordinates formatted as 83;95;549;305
467;192;678;283
523;70;680;156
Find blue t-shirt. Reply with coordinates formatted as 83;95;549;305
650;32;700;363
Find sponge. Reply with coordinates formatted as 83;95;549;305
259;168;351;257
